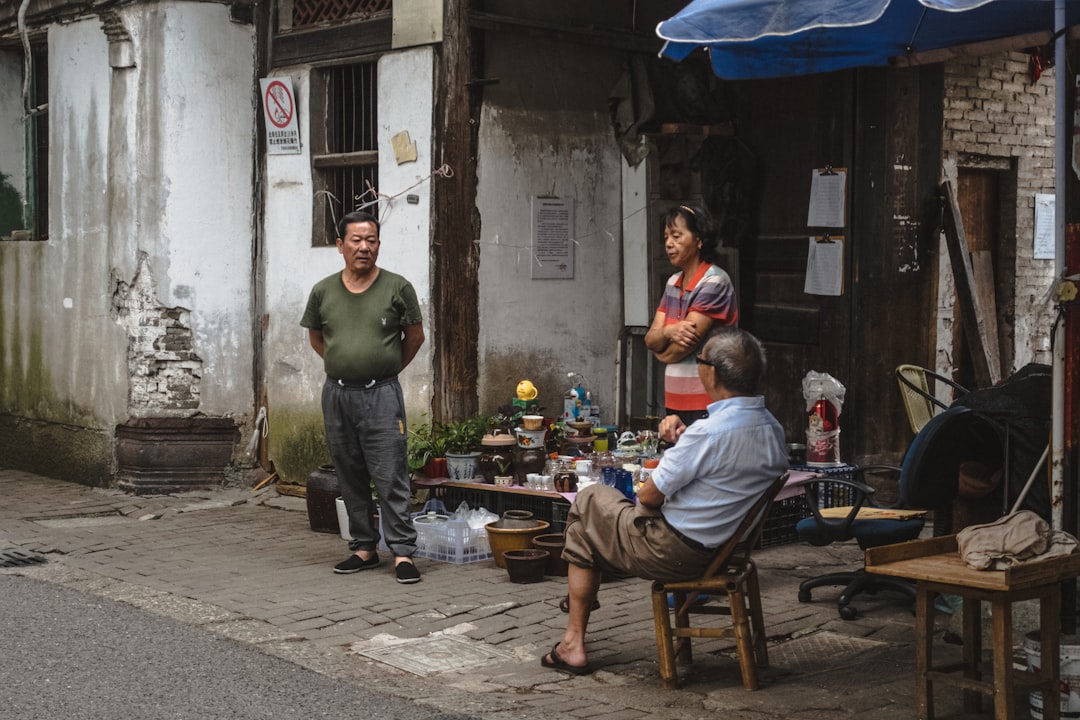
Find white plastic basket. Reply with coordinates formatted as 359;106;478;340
412;513;493;564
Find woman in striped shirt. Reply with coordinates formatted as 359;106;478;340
644;204;739;428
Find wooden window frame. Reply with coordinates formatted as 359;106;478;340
310;60;379;247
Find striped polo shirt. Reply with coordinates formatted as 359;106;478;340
657;262;738;412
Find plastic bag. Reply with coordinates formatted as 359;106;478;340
801;371;846;466
454;500;498;529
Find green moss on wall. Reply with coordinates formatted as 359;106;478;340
268;407;331;486
0;247;97;426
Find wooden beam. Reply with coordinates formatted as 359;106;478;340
893;27;1080;69
311;151;379;169
468;11;660;54
431;0;481;422
940;181;1001;388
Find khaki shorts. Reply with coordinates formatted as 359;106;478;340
561;485;713;582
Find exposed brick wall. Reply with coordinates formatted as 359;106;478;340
939;51;1057;378
111;254;203;414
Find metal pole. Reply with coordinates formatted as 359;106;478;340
1052;0;1066;530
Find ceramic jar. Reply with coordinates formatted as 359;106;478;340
478;431;516;483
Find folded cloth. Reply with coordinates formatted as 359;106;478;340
957;510;1078;570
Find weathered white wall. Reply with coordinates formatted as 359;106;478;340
476;35;625;422
263;48;434;481
0;3;254;449
0;18;118;427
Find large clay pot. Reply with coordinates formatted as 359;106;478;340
513;447;547;485
478;432;516;483
532;533;568;576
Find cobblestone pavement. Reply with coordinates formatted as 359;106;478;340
0;469;1030;720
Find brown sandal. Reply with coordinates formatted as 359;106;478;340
558;596;601;613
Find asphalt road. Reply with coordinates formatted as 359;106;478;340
0;573;474;720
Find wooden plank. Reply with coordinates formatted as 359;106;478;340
940;181;1001;387
431;0;481;422
311;150;379;169
969;249;1001;372
866;534;958;566
272;16;391;66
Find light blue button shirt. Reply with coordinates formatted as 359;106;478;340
652;395;788;548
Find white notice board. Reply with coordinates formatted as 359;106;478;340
531;197;574;279
1034;193;1055;260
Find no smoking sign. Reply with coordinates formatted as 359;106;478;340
259;77;301;154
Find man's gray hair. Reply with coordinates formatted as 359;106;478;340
700;327;767;395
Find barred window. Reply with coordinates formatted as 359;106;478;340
311;61;378;246
1;43;47;241
291;0;391;30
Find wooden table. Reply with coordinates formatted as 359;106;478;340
866;535;1080;720
413;479;574;530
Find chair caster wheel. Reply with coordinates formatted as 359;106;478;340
798;589;811;603
839;605;858;621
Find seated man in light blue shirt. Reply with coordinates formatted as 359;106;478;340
541;327;787;676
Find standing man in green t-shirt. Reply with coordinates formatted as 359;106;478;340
301;210;426;584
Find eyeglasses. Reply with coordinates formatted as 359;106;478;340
695;356;716;368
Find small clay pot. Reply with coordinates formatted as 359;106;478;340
503;549;549;583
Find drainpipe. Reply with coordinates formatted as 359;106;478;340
17;0;34;233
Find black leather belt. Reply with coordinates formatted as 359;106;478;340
666;520;710;552
328;376;397;390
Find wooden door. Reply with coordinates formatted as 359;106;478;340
739;73;854;449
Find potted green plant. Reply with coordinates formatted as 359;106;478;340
442;415;487;481
407;421;449;478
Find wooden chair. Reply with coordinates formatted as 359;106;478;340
650;472;789;690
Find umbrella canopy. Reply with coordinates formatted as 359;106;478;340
657;0;1079;79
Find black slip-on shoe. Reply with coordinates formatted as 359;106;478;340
334;553;380;574
395;561;421;584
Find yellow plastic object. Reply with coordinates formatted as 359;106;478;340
516;379;538;401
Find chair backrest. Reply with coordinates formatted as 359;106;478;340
895;365;938;434
699;472;789;579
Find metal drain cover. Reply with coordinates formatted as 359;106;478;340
0;548;47;568
356;635;516;676
769;630;887;673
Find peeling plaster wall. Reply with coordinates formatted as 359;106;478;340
0;3;256;484
263;48;434;483
475;35;626;421
113;2;256;417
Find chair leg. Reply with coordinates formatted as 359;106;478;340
746;565;769;668
651;586;680;689
728;586;760;690
672;590;692;664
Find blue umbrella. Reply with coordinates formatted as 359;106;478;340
657;0;1078;80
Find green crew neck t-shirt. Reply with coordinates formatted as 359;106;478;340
300;269;422;385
